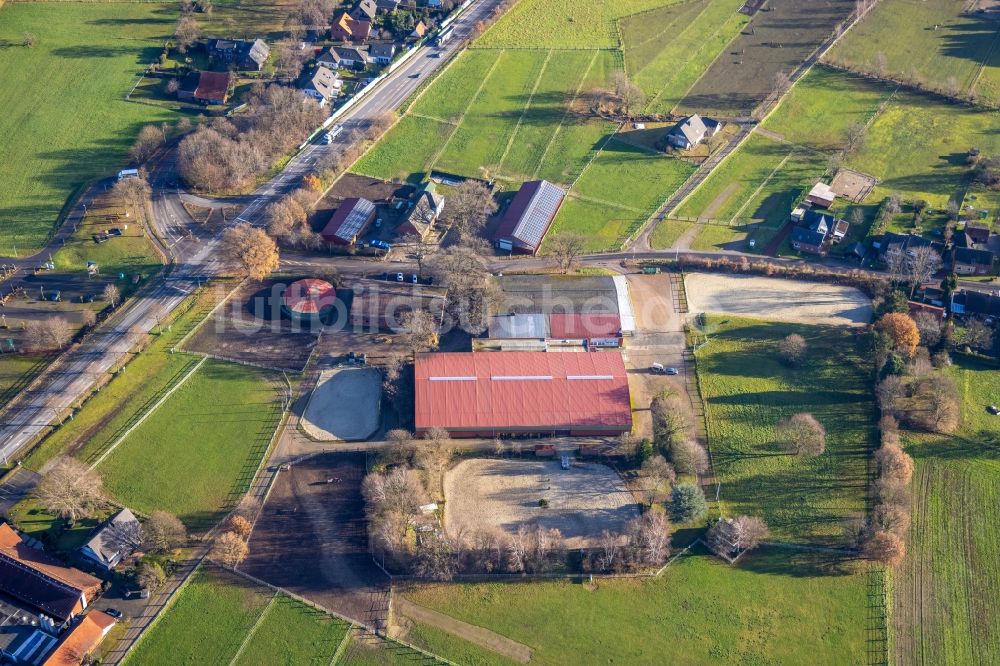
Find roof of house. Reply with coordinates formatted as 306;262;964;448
953;246;995;266
243;38;270;66
332;12;371;40
964;221;991;242
414;352;632;433
488;313;548;339
81;508;139;569
907;300;945;319
801;209;833;235
0;524;102;622
670;114;707;145
282;278;337;315
953;289;1000;317
405;184;444;237
178;71;200;94
352;0;378;20
308;66;341;99
791;226;826;248
334;45;369;61
848;241;867;258
369;42;396;58
548;313;622;339
807;182;836;203
879;232;933;255
42;611;116;666
321;197;376;243
494;180;565;252
411;20;427;37
209;38;237;52
194;71;232;101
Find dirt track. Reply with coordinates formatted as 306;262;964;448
684;272;872;326
301;368;382;441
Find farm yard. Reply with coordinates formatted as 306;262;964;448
694;315;874;545
825;0;1000;106
400;548;867;665
892;357;1000;665
444;459;639;549
0;1;179;255
676;0;856;117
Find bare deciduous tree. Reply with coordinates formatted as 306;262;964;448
964;319;994;351
222;224;280;280
639;455;675;505
143;511;187;553
175;15;200;54
443;180;497;244
905;246;942;295
548;233;586;273
912;311;942;348
104;518;143;555
611;72;646;116
843;122;868;155
24;317;72;351
706;515;769;559
427;246;500;334
910;373;959;432
625;511;671;566
414;531;458;580
103;283;121;308
130;125;167;164
228;515;253;540
211;531;249;568
872;502;911;538
875;375;905;416
136;561;166;591
775;413;826;456
862;529;905;566
399;309;440;354
34;457;107;524
777;333;807;366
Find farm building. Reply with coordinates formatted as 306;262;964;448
321;197;377;245
494;180;565;255
208;38;270;71
665;114;722;150
349;279;447;332
414;352;632;437
282;278;338;322
488;313;548;339
330;12;372;42
397;182;444;241
805;182;836;208
80;508;140;571
43;611;116;666
549;312;623;347
0;523;102;625
176;70;232;105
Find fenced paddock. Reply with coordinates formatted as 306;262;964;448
444;458;639;549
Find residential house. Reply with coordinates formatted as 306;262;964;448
951;289;1000;319
317;45;370;69
952;246;996;276
876;232;935;260
351;0;378;21
207;39;270;71
42;611;116;666
176;70;233;105
397;182;444;241
80;509;140;571
376;0;401;10
964;221;992;245
369;42;397;65
805;182;836;208
303;66;342;106
790;209;841;255
321;197;377;245
907;300;946;320
330;12;372;42
409;20;428;41
665;114;722;150
494;180;565;255
0;523;102;626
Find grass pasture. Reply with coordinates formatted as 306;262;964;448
0;1;179;255
621;0;749;114
892;358;1000;665
695;316;873;545
826;0;1000;106
402;548;867;665
98;359;282;529
677;0;855;117
0;354;53;412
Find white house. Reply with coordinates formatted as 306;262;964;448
665;114;723;150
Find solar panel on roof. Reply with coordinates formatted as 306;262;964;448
512;181;564;249
334;199;376;241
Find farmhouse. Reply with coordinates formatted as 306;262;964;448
0;524;102;624
208;38;270;71
414;352;632;437
42;611;116;666
952;247;996;276
282;278;338;322
318;45;370;69
176;70;232;105
805;182;836;208
303;66;341;105
330;12;372;42
397;182;444;241
348;279;447;332
369;42;397;65
963;221;991;245
321;197;377;245
494;180;565;255
790;209;842;255
80;508;140;571
665;114;722;150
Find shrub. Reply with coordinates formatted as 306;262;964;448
669;483;707;523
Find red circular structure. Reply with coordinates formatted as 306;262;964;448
282;278;336;320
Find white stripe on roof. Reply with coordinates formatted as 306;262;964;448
612;275;636;333
491;375;553;381
428;376;477;381
566;375;614;380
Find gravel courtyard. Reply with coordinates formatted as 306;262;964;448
444;459;639;548
302;368;382;441
685;273;871;326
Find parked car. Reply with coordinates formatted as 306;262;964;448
665;367;679;375
329;124;345;139
104;608;123;619
650;363;666;374
369;240;391;251
411;274;418;284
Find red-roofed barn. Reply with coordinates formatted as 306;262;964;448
321;197;377;245
494;180;565;255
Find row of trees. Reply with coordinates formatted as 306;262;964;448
649;390;710;476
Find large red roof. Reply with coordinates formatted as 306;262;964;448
548;313;622;339
414;352;631;434
282;278;336;315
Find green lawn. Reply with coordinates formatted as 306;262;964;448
232;595;350;666
7;500;114;554
622;0;749;114
403;548;867;665
410;49;502;122
648;218;696;249
694;316;873;545
352;114;453;183
546;196;644;252
826;0;1000;105
476;0;677;48
98;359;281;529
125;567;274;666
689;222;750;251
892;357;1000;665
0;2;180;255
0;353;52;411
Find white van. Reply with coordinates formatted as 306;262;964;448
117;168;139;182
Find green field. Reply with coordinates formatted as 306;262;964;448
98;359;281;529
826;0;1000;106
695;316;873;544
232;595;350;666
0;2;179;255
892;357;1000;665
621;0;748;114
477;0;676;49
0;354;52;412
403;548;867;665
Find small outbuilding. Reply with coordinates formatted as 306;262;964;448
321;197;377;245
805;182;837;208
177;70;233;105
